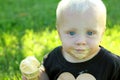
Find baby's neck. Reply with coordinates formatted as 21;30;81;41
62;48;100;63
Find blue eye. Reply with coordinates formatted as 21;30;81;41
87;31;93;36
69;32;75;36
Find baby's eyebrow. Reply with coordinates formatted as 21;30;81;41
64;27;77;31
86;27;97;30
87;29;96;31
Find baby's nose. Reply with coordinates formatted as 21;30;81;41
75;36;86;45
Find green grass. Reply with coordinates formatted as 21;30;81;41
0;0;120;79
101;25;120;55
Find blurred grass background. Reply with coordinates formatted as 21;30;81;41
0;0;120;79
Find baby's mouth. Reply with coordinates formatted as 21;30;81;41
74;48;88;53
75;48;86;51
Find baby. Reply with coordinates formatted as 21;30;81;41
22;0;120;80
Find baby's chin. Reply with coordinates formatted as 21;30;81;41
68;50;90;62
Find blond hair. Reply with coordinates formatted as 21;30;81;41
56;0;106;28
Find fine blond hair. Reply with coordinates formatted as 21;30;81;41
56;0;106;28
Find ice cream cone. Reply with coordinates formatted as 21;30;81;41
20;56;40;80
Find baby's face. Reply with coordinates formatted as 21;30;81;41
58;9;105;61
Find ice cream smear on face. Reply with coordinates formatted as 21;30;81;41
20;56;40;79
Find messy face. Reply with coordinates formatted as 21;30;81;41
58;9;105;62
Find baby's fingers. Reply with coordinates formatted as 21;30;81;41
22;76;27;80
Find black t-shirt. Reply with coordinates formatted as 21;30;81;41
43;46;120;80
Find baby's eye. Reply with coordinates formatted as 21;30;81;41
87;31;93;36
69;31;76;36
